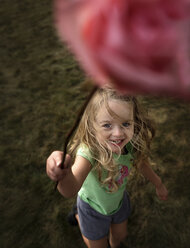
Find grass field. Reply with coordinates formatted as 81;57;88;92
0;1;190;248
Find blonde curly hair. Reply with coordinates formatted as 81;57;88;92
69;87;155;191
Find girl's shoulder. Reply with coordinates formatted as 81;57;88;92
76;144;95;167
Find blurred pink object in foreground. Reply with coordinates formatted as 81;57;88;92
54;0;190;99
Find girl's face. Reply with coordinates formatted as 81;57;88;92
95;99;134;154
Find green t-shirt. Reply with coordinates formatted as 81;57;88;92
77;143;134;215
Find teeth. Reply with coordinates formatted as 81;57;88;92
110;140;122;144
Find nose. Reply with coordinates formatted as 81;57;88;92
112;126;124;137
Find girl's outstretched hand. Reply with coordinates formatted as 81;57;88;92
46;151;71;182
156;183;168;201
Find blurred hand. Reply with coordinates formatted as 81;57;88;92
46;151;71;182
156;183;168;201
55;0;190;100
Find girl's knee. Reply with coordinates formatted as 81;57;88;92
82;235;108;248
109;224;128;246
109;234;126;248
120;230;128;241
112;230;127;243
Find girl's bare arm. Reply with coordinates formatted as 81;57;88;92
57;155;92;198
139;160;162;187
139;160;168;200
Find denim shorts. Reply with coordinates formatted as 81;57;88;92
77;191;131;240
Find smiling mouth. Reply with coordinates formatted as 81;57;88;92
109;140;124;146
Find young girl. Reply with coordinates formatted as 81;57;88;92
46;87;168;248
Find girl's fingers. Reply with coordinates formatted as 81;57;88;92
62;154;72;168
46;151;70;181
50;151;63;165
56;160;62;167
47;165;68;181
48;172;58;182
46;151;63;170
46;152;62;178
158;192;168;201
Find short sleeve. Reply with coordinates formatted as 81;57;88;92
76;145;95;167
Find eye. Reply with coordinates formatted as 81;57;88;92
122;122;131;128
102;123;111;128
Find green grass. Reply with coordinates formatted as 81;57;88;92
0;1;190;248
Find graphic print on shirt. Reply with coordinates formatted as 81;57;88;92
108;165;130;191
117;165;129;186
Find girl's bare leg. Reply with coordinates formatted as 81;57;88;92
109;220;128;248
75;214;108;248
82;235;108;248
